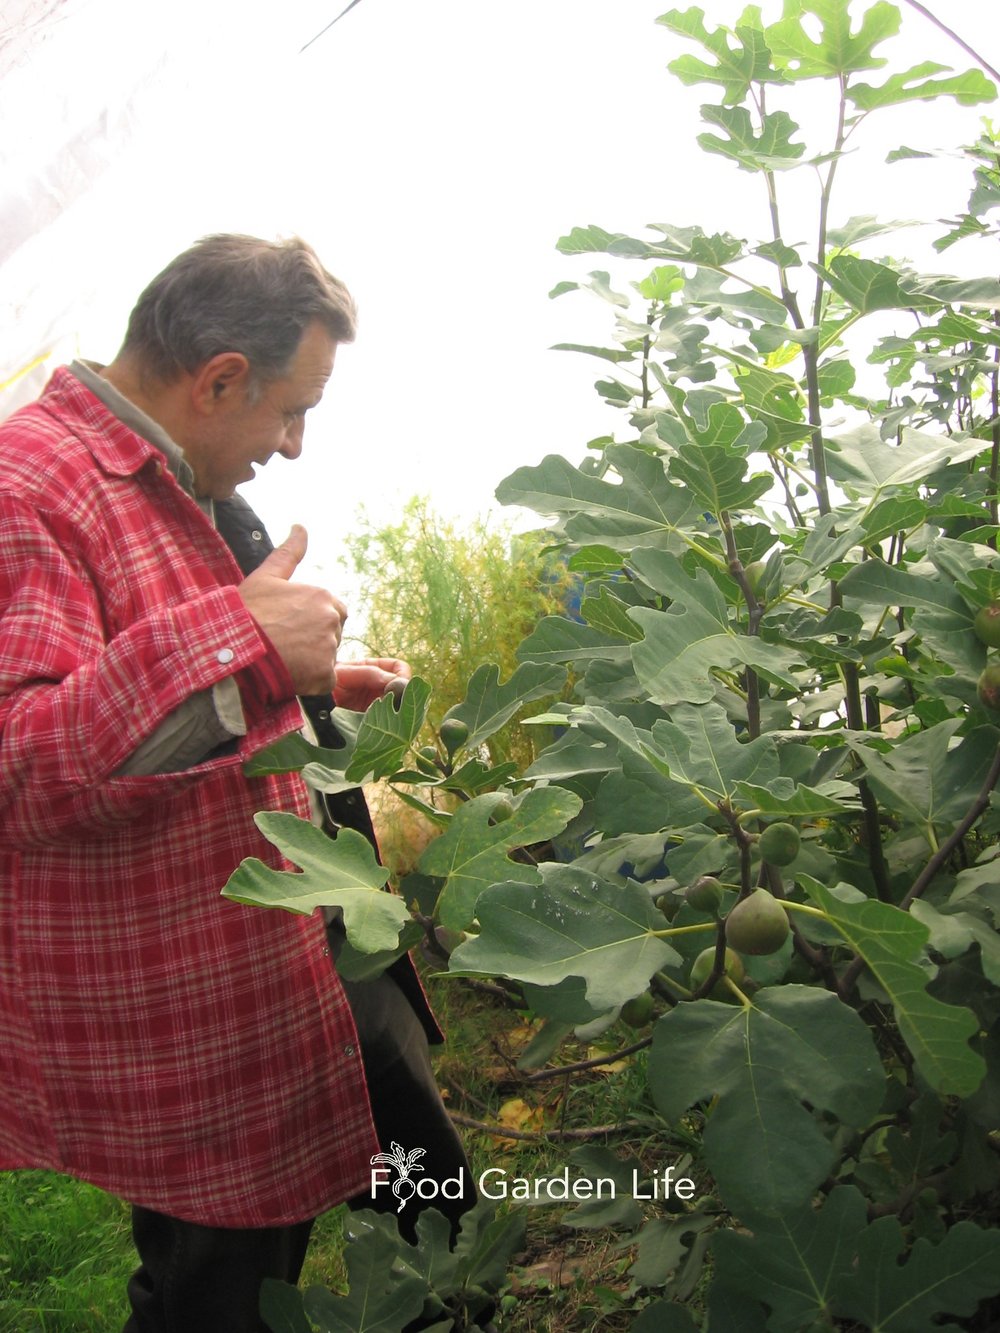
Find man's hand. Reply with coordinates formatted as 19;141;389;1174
334;658;412;711
237;525;347;695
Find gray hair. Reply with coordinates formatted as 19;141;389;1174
119;234;357;388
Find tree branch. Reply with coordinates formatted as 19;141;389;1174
524;1036;652;1082
899;740;1000;910
448;1112;646;1143
840;740;1000;996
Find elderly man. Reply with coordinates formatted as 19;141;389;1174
0;234;469;1332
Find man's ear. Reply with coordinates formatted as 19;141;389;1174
189;352;251;414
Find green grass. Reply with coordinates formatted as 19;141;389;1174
0;1171;132;1332
0;1177;353;1333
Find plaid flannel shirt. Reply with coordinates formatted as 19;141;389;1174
0;368;378;1226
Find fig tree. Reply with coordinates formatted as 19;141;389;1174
758;821;801;867
978;664;1000;711
620;991;655;1028
684;875;724;915
724;888;790;956
973;603;1000;649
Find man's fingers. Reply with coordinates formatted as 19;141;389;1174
256;524;308;581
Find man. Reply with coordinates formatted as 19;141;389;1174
0;235;469;1332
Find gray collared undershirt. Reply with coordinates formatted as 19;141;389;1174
71;361;247;776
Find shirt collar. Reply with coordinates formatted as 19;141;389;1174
68;360;213;520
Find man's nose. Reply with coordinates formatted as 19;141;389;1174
280;418;305;459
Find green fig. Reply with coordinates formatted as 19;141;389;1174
689;945;745;1000
489;795;515;823
973;603;1000;649
684;875;724;915
978;664;1000;711
439;716;470;756
744;560;766;597
724;888;790;956
758;821;801;867
414;746;442;776
620;992;655;1028
656;894;681;922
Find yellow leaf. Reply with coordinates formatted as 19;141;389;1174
493;1097;547;1142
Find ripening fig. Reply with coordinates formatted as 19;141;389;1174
758;821;801;867
978;664;1000;711
684;875;724;915
433;925;466;955
489;795;515;823
656;894;681;922
439;716;470;756
744;560;766;597
973;603;1000;649
689;945;745;1000
620;991;655;1028
724;888;790;956
414;746;442;776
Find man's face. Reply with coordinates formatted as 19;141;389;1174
189;320;338;499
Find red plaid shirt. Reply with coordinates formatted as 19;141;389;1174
0;368;378;1226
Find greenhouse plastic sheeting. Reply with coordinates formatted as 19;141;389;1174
0;0;336;416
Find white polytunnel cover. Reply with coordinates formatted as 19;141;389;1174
2;0;998;554
0;0;360;417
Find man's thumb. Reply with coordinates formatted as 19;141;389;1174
258;524;308;580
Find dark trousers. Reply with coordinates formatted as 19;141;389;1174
123;1210;313;1333
123;970;473;1332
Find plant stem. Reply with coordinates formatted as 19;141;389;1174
989;314;1000;548
781;900;831;920
900;741;1000;910
839;742;1000;998
654;970;693;999
650;921;718;939
766;868;842;990
524;1037;654;1083
774;456;805;526
720;509;764;739
842;660;894;901
898;0;1000;83
804;73;850;518
722;975;754;1008
448;1111;646;1142
641;306;654;409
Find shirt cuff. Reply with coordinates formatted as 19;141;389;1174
233;624;297;723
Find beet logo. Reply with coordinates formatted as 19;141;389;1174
370;1142;427;1212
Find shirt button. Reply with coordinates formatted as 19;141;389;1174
217;648;235;664
344;1044;356;1057
321;946;330;957
251;529;263;542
